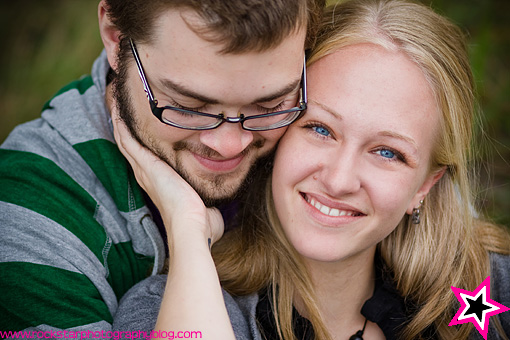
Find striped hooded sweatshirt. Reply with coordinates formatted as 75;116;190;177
0;51;166;332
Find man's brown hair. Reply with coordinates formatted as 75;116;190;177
105;0;325;53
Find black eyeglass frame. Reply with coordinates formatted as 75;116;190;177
129;39;307;131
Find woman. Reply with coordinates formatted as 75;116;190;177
112;0;510;338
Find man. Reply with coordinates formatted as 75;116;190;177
0;0;323;332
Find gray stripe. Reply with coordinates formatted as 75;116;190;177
0;202;118;315
24;320;112;333
43;86;114;146
92;50;110;101
0;51;148;248
44;49;114;146
2;120;135;246
139;214;165;275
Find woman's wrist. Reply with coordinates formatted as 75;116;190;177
162;208;222;251
166;222;211;254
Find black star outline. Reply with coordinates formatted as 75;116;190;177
463;292;494;324
458;287;499;329
450;276;510;339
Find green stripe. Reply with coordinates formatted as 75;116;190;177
0;262;112;331
42;75;94;112
0;149;156;321
107;241;155;301
0;149;106;262
73;139;146;213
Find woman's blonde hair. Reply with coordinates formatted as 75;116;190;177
213;0;510;339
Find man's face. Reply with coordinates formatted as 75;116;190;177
112;9;306;206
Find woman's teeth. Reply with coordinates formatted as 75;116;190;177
307;197;358;217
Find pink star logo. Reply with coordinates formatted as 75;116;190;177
449;276;509;339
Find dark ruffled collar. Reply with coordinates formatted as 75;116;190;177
360;258;408;340
256;258;415;340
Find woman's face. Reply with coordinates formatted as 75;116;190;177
272;43;445;265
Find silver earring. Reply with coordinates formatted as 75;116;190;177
412;200;424;224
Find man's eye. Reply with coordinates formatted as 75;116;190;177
169;100;206;112
257;102;285;114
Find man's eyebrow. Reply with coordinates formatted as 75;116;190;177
250;78;301;104
159;77;301;105
159;78;220;104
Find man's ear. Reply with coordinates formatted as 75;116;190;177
406;166;446;214
98;0;121;71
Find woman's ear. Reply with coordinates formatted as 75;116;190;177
406;166;446;214
98;0;121;71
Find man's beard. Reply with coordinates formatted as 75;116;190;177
111;57;272;207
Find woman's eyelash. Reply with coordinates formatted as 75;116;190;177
374;147;407;163
302;122;409;164
302;122;333;138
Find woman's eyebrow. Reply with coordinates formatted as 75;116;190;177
377;131;418;152
311;100;343;119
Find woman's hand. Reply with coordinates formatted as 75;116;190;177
111;111;235;339
111;111;224;246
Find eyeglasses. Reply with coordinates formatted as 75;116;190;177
129;39;307;131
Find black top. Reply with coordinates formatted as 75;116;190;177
255;258;418;340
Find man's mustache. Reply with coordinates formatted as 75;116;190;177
172;139;265;158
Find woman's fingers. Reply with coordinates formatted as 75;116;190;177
111;111;222;237
112;113;181;195
207;207;225;245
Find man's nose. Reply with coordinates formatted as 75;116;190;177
199;122;254;158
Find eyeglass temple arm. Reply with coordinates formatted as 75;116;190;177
129;39;156;102
301;54;307;105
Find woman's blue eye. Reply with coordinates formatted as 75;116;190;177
379;149;395;159
313;126;331;137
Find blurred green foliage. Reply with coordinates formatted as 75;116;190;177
1;0;509;227
0;1;103;141
420;0;510;228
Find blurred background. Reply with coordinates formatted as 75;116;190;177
0;0;509;227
